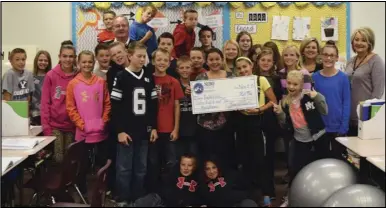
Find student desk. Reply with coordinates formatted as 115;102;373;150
367;155;385;172
2;136;56;157
1;136;56;206
335;137;385;157
366;155;385;191
2;156;28;177
335;137;385;188
29;125;43;137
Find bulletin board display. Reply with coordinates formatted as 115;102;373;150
229;3;349;60
72;3;224;53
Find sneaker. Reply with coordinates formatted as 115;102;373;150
115;201;129;207
280;196;288;207
263;196;272;207
280;200;289;207
281;195;288;203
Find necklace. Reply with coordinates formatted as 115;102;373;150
353;53;369;73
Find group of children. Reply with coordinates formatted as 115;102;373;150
2;7;360;207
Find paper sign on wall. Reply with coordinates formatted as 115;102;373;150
236;12;244;19
321;17;338;41
292;17;311;40
248;12;267;23
271;16;290;40
205;15;223;28
148;17;169;28
235;24;257;34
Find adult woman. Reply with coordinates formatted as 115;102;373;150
300;38;323;74
345;27;385;136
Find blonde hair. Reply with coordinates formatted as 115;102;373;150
222;40;241;73
299;37;321;64
236;56;253;65
177;55;192;68
151;48;170;62
282;70;304;106
282;45;302;71
143;5;158;17
254;47;275;76
235;56;253;76
77;50;95;63
351;27;375;53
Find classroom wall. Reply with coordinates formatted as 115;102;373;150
350;2;385;62
2;2;72;75
2;2;385;73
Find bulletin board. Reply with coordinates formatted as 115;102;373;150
229;3;350;60
72;3;224;53
71;2;351;60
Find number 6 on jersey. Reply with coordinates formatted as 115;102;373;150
133;88;146;115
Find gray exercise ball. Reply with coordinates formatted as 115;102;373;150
289;158;357;207
322;184;385;207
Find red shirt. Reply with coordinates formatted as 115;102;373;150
190;68;207;81
154;75;184;133
97;30;115;44
172;24;196;59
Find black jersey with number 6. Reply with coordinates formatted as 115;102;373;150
110;68;158;137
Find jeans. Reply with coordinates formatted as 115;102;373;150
147;133;177;193
116;135;149;202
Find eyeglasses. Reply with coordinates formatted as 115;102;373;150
322;53;337;59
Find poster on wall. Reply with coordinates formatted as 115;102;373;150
292;17;311;40
271;16;290;40
74;4;224;53
321;17;338;41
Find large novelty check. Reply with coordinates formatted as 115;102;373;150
191;76;259;114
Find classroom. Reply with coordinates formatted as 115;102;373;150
2;1;385;207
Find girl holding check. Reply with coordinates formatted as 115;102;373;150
235;56;277;207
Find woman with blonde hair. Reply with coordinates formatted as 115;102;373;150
222;40;241;74
300;37;323;74
345;27;385;136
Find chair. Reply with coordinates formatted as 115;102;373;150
24;140;88;206
51;159;112;207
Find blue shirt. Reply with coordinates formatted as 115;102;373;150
312;70;351;134
129;21;157;59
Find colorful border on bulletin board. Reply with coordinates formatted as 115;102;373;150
71;2;225;53
71;2;351;60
